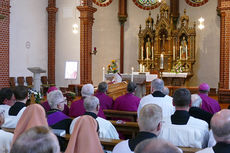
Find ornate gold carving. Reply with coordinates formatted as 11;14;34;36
138;2;196;77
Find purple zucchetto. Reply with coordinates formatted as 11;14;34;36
199;83;210;91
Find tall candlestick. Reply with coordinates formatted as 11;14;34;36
173;46;175;60
102;67;105;81
160;53;164;69
146;47;149;60
141;47;144;60
131;67;134;82
186;46;188;60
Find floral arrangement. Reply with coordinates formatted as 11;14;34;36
171;60;184;73
28;89;42;104
64;91;76;103
107;60;118;74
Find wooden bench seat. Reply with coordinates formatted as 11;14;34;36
103;109;137;122
109;120;139;139
63;134;201;153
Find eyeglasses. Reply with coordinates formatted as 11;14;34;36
59;99;67;104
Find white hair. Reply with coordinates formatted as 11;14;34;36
84;96;99;112
191;94;202;107
138;104;162;132
81;84;94;97
47;90;65;109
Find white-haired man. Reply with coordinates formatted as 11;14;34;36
46;90;72;134
197;109;230;153
69;84;105;118
70;96;119;140
112;104;163;153
138;79;174;118
189;94;213;126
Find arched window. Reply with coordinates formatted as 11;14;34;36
92;0;113;7
133;0;160;10
185;0;208;7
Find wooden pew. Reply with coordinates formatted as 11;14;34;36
4;127;201;153
109;120;139;139
103;109;137;122
2;127;15;133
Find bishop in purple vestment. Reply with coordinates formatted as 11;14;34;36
199;83;221;114
69;84;105;118
113;82;140;112
95;82;113;110
41;86;69;115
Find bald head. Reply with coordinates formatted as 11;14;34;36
211;109;230;143
134;138;180;153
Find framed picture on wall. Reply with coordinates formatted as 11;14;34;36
65;61;78;79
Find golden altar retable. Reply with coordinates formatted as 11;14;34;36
138;2;196;83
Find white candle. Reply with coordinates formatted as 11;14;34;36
160;53;164;69
131;67;134;82
173;46;175;60
180;46;182;60
152;46;154;60
102;67;105;81
140;64;142;72
143;65;145;72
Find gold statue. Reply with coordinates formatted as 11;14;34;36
145;38;151;59
180;37;187;60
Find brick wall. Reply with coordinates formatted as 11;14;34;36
218;0;230;102
47;0;58;84
0;0;10;88
77;2;97;84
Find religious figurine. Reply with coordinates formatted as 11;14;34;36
180;37;187;60
145;38;151;59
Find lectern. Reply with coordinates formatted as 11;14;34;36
27;67;46;92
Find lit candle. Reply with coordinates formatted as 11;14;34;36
173;46;175;60
131;67;134;82
180;46;182;60
102;67;105;81
160;53;164;69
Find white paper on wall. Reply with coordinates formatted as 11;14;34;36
65;61;78;79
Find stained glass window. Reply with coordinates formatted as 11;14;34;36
190;0;204;3
185;0;208;7
138;0;158;6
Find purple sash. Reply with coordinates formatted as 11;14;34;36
47;111;70;126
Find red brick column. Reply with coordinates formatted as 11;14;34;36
0;0;10;88
218;1;230;89
118;0;127;73
218;0;230;102
77;0;97;84
47;0;58;84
